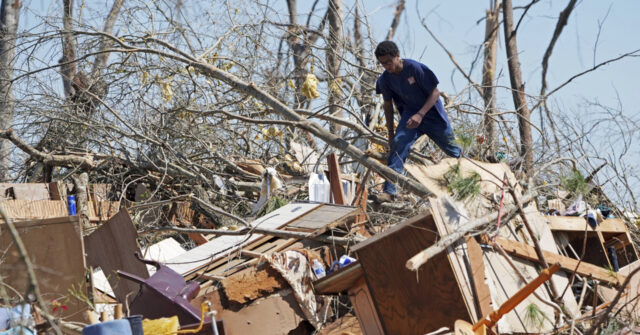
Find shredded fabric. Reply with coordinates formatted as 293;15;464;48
266;250;327;329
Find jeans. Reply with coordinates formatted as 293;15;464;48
383;111;461;194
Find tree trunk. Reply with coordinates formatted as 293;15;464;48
385;0;405;41
481;3;499;158
0;0;21;181
72;172;90;230
502;0;534;176
326;0;342;134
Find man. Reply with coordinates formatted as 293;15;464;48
374;41;461;202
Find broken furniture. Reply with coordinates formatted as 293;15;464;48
314;211;472;335
117;252;204;326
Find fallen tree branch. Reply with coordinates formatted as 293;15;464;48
0;129;95;169
405;192;535;271
144;225;363;246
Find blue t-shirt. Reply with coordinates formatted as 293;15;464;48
375;58;447;121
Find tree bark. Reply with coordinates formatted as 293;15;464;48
481;3;499;158
502;0;534;176
0;0;21;181
326;0;342;134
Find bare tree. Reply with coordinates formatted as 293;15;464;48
502;0;534;176
0;0;20;181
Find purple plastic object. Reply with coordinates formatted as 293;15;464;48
117;252;205;325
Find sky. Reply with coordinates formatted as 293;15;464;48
16;0;640;208
361;0;640;114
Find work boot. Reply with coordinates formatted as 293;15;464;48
371;193;395;204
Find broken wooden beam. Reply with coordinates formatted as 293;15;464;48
405;192;535;271
327;153;347;205
495;237;625;286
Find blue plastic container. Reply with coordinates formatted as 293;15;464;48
67;195;77;215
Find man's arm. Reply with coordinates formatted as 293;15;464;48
406;87;440;129
383;100;395;146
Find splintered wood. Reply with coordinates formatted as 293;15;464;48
221;262;288;304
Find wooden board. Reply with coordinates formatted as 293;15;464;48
0;200;68;221
327;153;346;205
0;183;52;200
352;211;471;335
84;210;149;303
525;209;580;317
348;277;384;335
599;259;640;320
217;289;307;335
0;216;87;322
496;237;624;285
88;201;120;222
167;202;321;275
221;262;288;304
465;236;493;318
286;204;357;231
405;159;520;218
546;216;628;233
429;198;479;322
313;262;363;295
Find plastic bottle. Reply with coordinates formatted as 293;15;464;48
312;259;326;279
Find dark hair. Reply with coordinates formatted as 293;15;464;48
375;41;399;58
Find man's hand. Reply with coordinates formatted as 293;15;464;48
406;113;423;129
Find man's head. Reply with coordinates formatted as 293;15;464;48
375;41;402;73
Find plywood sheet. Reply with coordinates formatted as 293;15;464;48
482;250;557;333
0;216;87;322
167;202;321;275
599;260;640;320
429;197;478;322
84;210;148;303
218;289;307;335
286;204;357;231
406;159;520;218
0;183;52;200
546;216;628;233
352;212;471;335
524;209;580;317
0;200;68;221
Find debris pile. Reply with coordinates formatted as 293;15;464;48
0;156;639;334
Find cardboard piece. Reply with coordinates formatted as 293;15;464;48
84;210;149;303
0;216;87;322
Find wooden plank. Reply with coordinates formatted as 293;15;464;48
465;236;493;318
353;212;471;335
546;216;628;233
84;210;149;303
286;204;357;231
0;200;68;221
348;277;384;335
429;198;479;322
0;216;87;322
327;153;346;205
495;237;624;285
0;183;51;200
599;259;640;320
167;202;321;275
313;262;363;295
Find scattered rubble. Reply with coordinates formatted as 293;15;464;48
0;156;639;334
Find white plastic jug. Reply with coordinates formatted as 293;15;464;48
308;173;331;203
